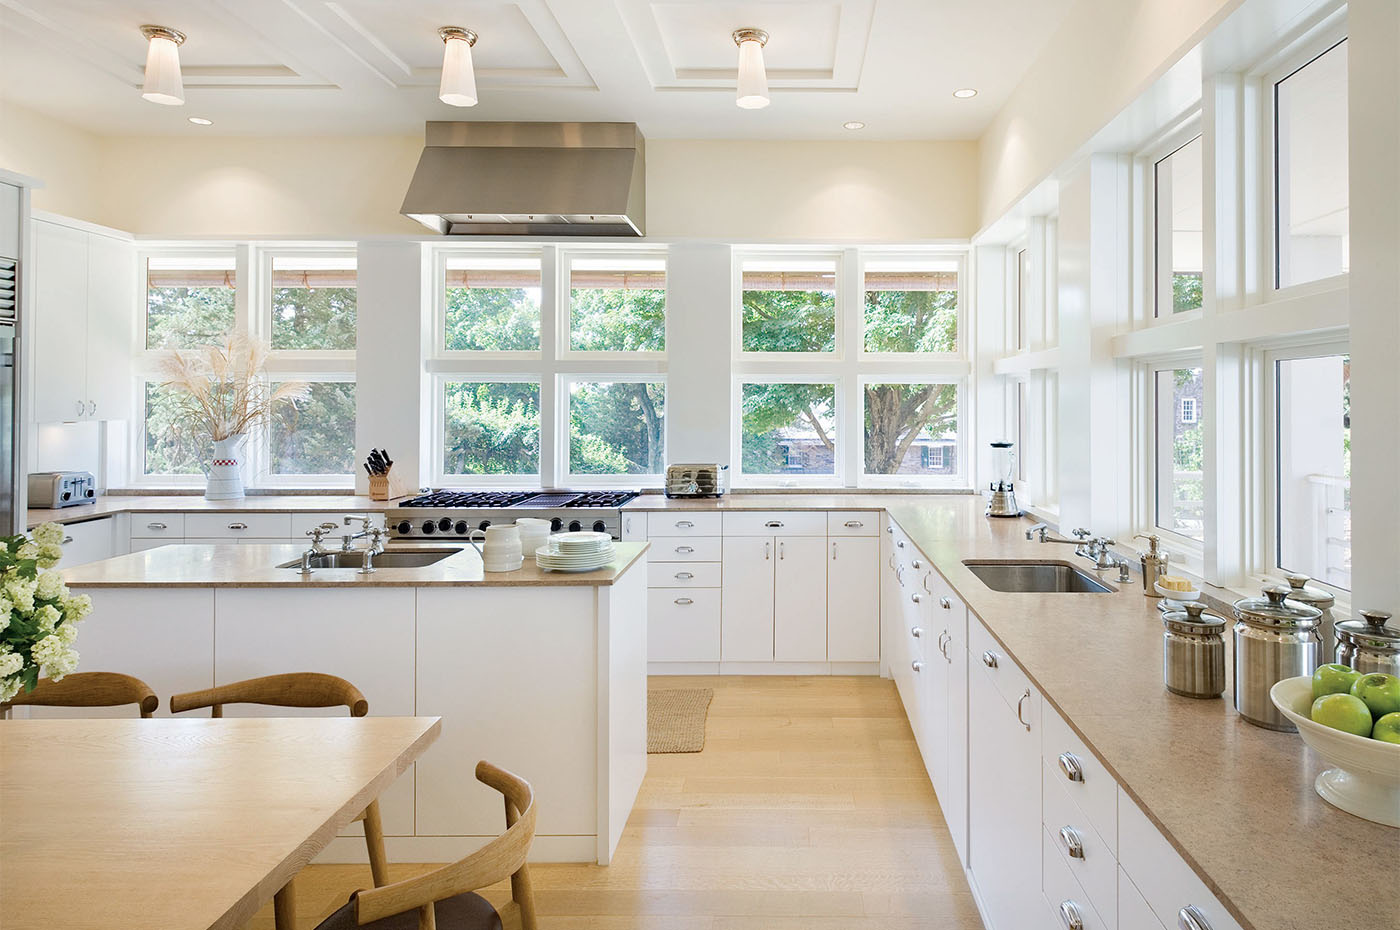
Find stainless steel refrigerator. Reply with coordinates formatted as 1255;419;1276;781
0;254;17;535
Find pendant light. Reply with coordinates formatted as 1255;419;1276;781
140;25;186;106
732;28;770;109
438;27;479;107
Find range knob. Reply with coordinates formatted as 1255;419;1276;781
396;521;411;535
85;489;95;497
568;520;582;533
438;517;453;533
478;519;492;531
550;517;563;532
592;521;607;534
454;521;469;535
421;521;436;535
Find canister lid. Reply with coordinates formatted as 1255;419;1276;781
1334;610;1400;654
1283;572;1335;610
1233;584;1322;629
1163;601;1226;635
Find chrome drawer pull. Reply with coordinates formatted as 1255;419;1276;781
1059;901;1084;930
227;522;249;530
675;545;694;554
674;597;693;606
764;520;784;528
939;596;952;610
62;536;74;544
1016;689;1031;731
886;526;893;535
676;520;694;528
981;651;998;669
1058;752;1085;783
674;571;694;580
911;558;922;569
910;593;921;604
1059;826;1085;859
147;522;168;530
910;626;923;638
896;539;905;548
911;660;923;673
844;520;863;528
1178;906;1212;930
938;631;950;659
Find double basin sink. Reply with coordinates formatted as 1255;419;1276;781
279;548;462;569
963;560;1113;594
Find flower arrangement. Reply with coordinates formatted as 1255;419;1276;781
0;523;93;703
158;332;309;442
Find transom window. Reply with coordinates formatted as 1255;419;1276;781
443;255;542;352
567;257;665;354
741;258;838;354
144;254;236;350
862;259;959;354
1154;135;1204;316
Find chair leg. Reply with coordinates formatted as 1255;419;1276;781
362;799;390;888
274;878;296;930
511;864;538;930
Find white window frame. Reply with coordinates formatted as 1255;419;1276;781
858;251;966;361
559;373;668;488
1132;355;1207;571
732;374;845;488
734;250;846;363
558;250;668;362
433;246;547;361
857;376;968;489
431;373;544;488
1132;115;1205;328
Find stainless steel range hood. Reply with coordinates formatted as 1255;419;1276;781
400;121;646;237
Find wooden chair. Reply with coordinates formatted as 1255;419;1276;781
313;761;537;930
168;673;388;930
0;671;158;718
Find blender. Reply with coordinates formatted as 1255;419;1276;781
985;441;1022;517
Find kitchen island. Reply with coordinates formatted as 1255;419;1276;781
57;542;650;865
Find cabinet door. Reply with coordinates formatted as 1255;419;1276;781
720;535;774;661
945;630;970;866
773;535;827;662
83;233;134;421
827;535;879;662
920;611;949;799
968;662;1041;930
31;221;89;423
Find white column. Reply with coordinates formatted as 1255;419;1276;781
355;241;429;495
973;244;1006;491
662;243;732;464
1347;0;1400;610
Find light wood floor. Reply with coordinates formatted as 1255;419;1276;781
246;676;983;930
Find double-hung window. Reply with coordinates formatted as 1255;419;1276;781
1148;364;1206;545
1153;135;1204;316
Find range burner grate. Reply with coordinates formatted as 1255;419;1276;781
398;490;536;508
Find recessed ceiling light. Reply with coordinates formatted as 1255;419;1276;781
843;121;866;131
188;117;213;126
952;88;978;99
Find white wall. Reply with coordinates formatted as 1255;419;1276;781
0;103;103;224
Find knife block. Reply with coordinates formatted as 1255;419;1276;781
368;468;392;501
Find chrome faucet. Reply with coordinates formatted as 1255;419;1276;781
299;523;340;575
1026;524;1092;545
1079;536;1123;571
358;527;388;574
342;515;387;554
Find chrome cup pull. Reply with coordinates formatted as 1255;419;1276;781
674;571;694;580
1059;901;1084;930
844;520;863;528
675;545;694;554
227;522;248;530
764;520;784;528
1178;906;1212;930
673;597;693;606
675;520;694;529
910;626;923;638
896;539;905;548
1059;826;1085;859
939;596;952;610
981;651;998;669
147;522;168;531
1016;689;1031;731
910;593;922;604
911;558;923;569
1057;752;1084;783
911;660;924;673
62;536;74;544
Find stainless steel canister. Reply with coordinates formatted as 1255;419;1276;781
1232;585;1323;731
1162;602;1227;698
1334;610;1400;676
1283;573;1338;659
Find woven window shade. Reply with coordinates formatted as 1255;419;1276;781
570;270;666;290
863;271;958;291
146;269;237;289
445;269;541;289
270;269;357;288
742;271;837;291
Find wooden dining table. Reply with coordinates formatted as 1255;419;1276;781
0;714;441;930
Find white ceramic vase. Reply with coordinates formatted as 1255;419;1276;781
205;434;246;501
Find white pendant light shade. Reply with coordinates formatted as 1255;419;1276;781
438;27;479;107
733;28;770;109
140;25;186;106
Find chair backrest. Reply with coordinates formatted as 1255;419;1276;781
168;672;368;718
1;672;159;718
354;761;538;930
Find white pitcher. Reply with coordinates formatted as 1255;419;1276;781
468;523;523;572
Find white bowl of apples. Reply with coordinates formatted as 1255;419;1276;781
1270;669;1400;828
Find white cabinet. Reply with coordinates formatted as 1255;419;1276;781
31;219;133;423
773;536;827;661
185;512;292;539
721;535;775;660
649;588;721;662
57;516;117;568
827;535;879;662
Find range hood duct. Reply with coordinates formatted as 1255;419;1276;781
400;121;646;237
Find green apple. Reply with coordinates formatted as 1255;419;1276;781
1350;673;1400;719
1372;713;1400;745
1311;694;1374;737
1313;663;1363;699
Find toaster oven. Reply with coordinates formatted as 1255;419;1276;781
664;464;727;498
28;471;97;509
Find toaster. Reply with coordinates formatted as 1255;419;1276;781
28;471;97;509
664;464;728;498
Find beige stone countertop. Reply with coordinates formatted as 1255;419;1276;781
622;491;963;511
27;494;403;528
60;542;647;588
879;496;1393;930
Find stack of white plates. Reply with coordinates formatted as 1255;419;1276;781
536;532;616;572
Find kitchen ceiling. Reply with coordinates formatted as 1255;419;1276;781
0;0;1075;139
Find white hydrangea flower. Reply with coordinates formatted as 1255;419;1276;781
4;578;34;614
32;523;65;547
31;635;78;681
0;651;22;677
16;542;38;561
36;543;63;568
34;604;61;633
62;593;93;622
57;622;78;645
35;572;64;601
0;675;20;703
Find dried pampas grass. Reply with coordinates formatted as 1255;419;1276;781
158;333;309;441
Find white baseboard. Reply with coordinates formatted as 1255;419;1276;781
647;661;881;676
316;833;598;865
648;661;721;675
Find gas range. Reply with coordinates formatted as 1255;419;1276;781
387;489;639;540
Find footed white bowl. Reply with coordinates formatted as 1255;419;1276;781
1270;676;1400;827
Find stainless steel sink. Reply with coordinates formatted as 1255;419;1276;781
279;548;462;569
963;560;1113;593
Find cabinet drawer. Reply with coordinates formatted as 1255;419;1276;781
1043;763;1116;926
648;512;721;536
57;517;116;568
648;588;721;662
1042;700;1118;855
722;511;826;536
827;511;879;536
969;615;1035;711
131;513;185;538
290;511;368;538
185;513;293;539
922;571;968;646
1118;788;1246;930
1118;868;1168;930
1043;829;1112;930
648;536;722;562
648;562;722;588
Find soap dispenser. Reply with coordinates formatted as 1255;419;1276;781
1135;534;1168;597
